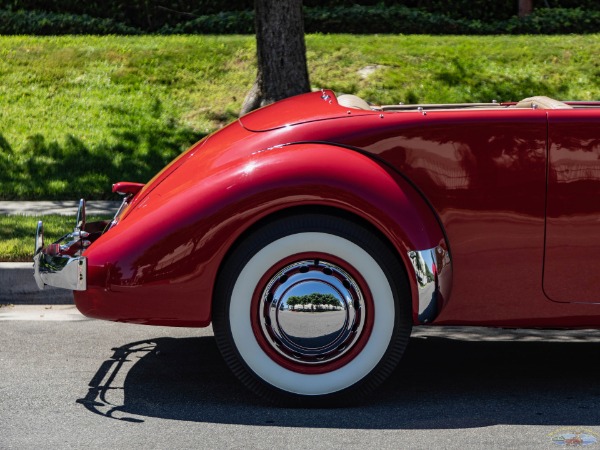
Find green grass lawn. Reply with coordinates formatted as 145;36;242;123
0;214;111;262
0;34;599;201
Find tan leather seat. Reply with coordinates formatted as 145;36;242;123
337;94;372;110
515;96;572;109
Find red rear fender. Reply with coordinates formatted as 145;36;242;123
78;144;450;326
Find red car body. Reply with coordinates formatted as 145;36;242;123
34;90;600;404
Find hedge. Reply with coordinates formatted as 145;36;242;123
0;9;140;35
301;5;600;35
2;1;599;31
0;0;251;31
1;5;599;35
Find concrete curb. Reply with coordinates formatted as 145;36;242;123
0;262;74;305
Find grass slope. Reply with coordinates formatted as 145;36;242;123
0;214;111;262
0;34;599;200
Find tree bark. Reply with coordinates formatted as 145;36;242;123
518;0;533;17
240;0;310;116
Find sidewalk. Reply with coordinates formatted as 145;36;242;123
0;200;120;216
0;201;120;304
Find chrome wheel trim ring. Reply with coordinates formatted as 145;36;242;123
229;232;396;396
259;259;366;366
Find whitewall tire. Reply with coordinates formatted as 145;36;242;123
213;214;412;406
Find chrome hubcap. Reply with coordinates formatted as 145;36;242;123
259;259;366;365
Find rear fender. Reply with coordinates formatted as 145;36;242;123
200;142;452;324
79;144;450;325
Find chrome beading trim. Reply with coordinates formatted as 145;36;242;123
408;244;451;324
75;198;86;231
259;259;366;365
33;220;45;290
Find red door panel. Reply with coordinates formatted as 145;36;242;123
544;110;600;302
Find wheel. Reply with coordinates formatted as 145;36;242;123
213;214;412;406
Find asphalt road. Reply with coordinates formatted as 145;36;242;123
2;305;600;449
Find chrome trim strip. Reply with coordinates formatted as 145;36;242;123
33;220;45;290
408;244;451;324
109;195;132;229
75;198;86;231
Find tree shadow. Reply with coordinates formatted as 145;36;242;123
77;329;600;428
0;109;207;200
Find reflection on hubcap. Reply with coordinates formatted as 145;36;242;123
259;259;366;365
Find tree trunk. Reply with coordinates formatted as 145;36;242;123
518;0;533;17
240;0;310;116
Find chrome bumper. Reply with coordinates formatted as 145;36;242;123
33;199;88;291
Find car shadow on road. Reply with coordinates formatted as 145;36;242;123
77;330;600;428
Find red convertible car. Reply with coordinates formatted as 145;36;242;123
34;90;600;405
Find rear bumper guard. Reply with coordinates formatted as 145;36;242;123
33;199;88;291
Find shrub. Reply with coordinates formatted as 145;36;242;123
161;11;255;35
302;5;600;35
2;5;599;35
0;0;253;31
158;5;600;35
3;0;599;29
0;9;140;35
505;8;600;34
